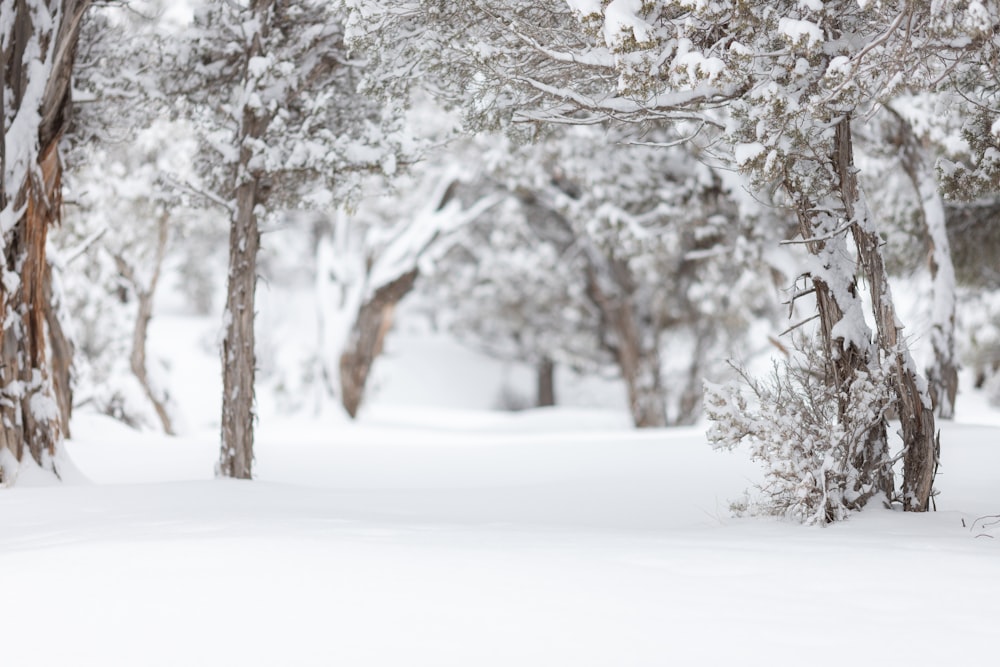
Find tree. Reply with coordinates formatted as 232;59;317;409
346;0;999;513
319;168;497;418
178;0;407;478
427;125;774;427
1;0;92;484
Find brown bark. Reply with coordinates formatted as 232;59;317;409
835;120;937;511
339;269;418;418
780;120;893;505
0;1;91;483
536;357;556;408
218;0;275;479
113;213;174;435
585;262;667;428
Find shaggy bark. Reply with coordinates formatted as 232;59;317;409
218;0;274;479
781;119;894;506
1;0;91;483
339;269;418;418
835;121;938;511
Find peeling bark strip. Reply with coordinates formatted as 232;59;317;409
218;0;276;480
339;269;418;418
1;0;91;483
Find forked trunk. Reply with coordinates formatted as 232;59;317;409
835;120;938;511
781;119;894;505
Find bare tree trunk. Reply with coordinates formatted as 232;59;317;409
585;264;666;428
835;120;938;511
113;213;174;434
536;357;556;408
780;120;894;505
1;0;91;483
339;269;418;418
218;0;273;479
674;332;709;426
888;107;958;420
219;177;263;478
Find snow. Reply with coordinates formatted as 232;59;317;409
778;17;824;49
5;315;1000;665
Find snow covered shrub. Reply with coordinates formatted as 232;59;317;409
705;344;892;525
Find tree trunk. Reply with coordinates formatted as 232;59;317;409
888;107;958;420
339;269;418;418
219;179;262;478
835;120;938;511
218;0;274;479
585;262;667;428
1;0;91;484
536;357;556;408
114;213;174;435
780;119;894;505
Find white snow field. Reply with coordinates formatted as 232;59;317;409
3;324;1000;666
4;408;1000;666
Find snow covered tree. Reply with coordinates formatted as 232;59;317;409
1;0;92;484
317;168;497;418
177;0;406;477
346;0;1000;513
428;125;774;427
58;119;201;434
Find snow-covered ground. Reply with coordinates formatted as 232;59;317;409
3;321;1000;666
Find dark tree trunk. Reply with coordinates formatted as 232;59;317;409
536;357;556;408
218;0;274;479
834;120;937;511
1;0;91;483
339;269;418;418
780;119;894;506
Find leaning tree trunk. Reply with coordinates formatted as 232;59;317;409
113;212;174;435
835;119;938;511
339;269;418;418
1;0;91;484
888;108;958;420
218;0;274;479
